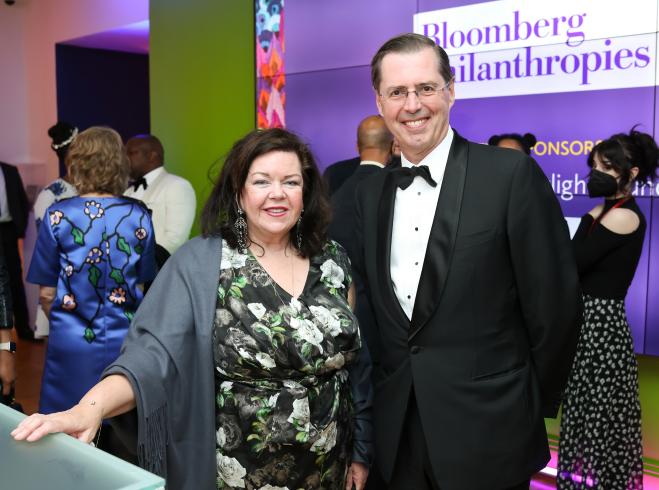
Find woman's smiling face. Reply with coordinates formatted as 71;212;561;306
240;150;304;245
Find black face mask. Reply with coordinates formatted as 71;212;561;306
587;169;618;198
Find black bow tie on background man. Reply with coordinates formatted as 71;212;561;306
130;177;148;192
391;165;437;190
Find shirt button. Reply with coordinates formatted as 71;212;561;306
415;227;418;231
407;295;411;299
410;346;421;354
415;262;419;266
417;192;421;196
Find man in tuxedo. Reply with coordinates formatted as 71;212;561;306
0;162;31;340
125;135;196;255
352;34;581;490
329;114;392;361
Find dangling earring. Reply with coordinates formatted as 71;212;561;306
234;206;248;253
296;209;304;251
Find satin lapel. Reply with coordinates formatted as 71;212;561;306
409;134;469;339
376;172;410;327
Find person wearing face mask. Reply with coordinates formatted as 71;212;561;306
557;129;659;489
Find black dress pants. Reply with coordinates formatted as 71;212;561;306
388;395;530;490
0;223;30;338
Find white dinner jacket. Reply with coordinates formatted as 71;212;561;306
125;168;196;254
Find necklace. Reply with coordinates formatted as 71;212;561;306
251;244;298;306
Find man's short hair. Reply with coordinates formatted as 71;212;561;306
129;134;165;164
371;33;453;91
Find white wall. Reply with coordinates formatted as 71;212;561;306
0;0;148;185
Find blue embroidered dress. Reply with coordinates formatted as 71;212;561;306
27;197;157;414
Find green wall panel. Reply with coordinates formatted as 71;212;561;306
149;0;255;236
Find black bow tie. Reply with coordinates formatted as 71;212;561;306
391;165;437;190
130;177;148;192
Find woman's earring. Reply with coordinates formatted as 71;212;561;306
234;207;248;253
296;209;304;251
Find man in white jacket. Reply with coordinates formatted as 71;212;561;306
125;135;196;254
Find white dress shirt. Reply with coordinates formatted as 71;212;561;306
390;128;454;320
125;166;196;254
360;160;385;168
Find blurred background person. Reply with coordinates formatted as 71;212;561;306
488;132;537;155
389;138;402;168
124;134;196;255
26;126;156;460
0;241;17;407
328;114;392;490
0;160;31;340
558;129;658;489
323;154;361;196
14;128;372;490
48;121;79;181
31;122;79;338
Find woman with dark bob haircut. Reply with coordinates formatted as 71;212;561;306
14;128;373;490
558;129;658;489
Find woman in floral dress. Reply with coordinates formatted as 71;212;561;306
26;127;156;453
14;128;372;490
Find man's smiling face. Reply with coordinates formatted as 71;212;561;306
375;47;455;164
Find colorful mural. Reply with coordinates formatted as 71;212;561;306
256;0;285;128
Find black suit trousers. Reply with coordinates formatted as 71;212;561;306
388;393;532;490
0;222;29;336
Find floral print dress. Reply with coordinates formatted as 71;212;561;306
27;197;156;414
214;240;361;490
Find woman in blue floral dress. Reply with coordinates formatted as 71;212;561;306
27;127;156;417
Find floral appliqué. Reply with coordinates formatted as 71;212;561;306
85;247;103;264
135;227;148;240
62;294;77;311
50;210;64;226
108;288;127;305
84;200;105;219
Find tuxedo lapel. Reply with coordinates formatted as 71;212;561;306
409;134;469;339
376;172;410;327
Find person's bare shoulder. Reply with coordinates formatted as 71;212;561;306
599;208;640;235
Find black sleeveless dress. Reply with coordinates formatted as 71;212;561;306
557;197;645;489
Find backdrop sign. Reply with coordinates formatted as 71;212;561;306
414;0;657;98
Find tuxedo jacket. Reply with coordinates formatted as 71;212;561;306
0;162;30;238
125;168;196;255
323;156;361;195
329;164;383;366
352;133;581;490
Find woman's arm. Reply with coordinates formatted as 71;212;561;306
12;374;135;443
0;328;15;397
39;286;56;318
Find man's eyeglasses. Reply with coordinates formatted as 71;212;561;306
380;79;452;102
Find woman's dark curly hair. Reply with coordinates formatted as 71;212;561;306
587;128;658;190
488;132;537;155
200;128;331;258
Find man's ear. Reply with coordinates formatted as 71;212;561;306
375;91;383;116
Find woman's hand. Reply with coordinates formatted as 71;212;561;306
11;402;103;443
345;461;369;490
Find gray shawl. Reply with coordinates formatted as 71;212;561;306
104;236;220;489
